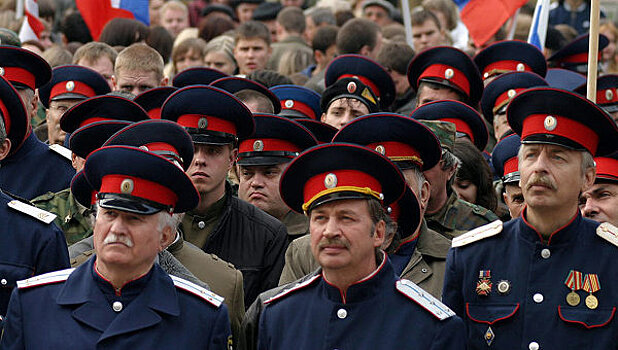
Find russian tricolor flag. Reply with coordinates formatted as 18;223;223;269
76;0;149;41
453;0;528;47
527;0;550;50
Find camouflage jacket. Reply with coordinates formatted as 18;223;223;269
32;188;93;245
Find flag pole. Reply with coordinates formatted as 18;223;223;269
401;0;414;49
16;0;24;19
587;0;601;102
507;8;520;40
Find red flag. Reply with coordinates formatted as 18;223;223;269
458;0;527;47
19;0;44;42
75;0;134;41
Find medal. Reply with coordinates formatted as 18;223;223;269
564;270;583;306
582;274;600;310
476;270;492;296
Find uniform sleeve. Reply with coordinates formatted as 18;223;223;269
260;225;288;296
429;315;467;350
208;304;232;350
278;238;312;286
229;270;245;347
35;224;70;275
0;288;25;349
442;247;465;318
239;296;264;350
256;305;271;350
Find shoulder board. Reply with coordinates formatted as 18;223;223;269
264;274;321;305
17;268;75;289
170;275;225;308
8;200;57;224
452;220;503;248
49;144;72;161
396;279;455;321
597;222;618;248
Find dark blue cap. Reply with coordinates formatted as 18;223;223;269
202;3;237;20
389;185;420;240
407;46;483;108
507;87;618;156
270;84;321;120
161;85;255;145
237;113;317;166
295;118;338;144
0;45;51;90
210;76;281;114
251;1;281;20
548;34;609;74
133;87;178;119
71;171;95;208
172;67;228;88
80;146;199;214
69;120;132;159
103;119;194;171
325;54;395;109
0;74;28;155
321;77;380;114
333;112;441;171
481;71;548;123
60;95;150;133
38;65;110;108
545;68;586;91
575;74;618;113
410;99;488;151
491;134;521;184
474;40;547;80
279;142;406;213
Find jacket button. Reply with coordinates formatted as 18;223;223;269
198;221;206;229
337;308;347;319
529;341;539;350
112;301;123;312
1;278;7;285
421;268;428;273
541;249;550;259
533;293;543;303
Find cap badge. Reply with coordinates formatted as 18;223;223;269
66;81;75;91
139;145;149;151
483;72;489;79
253;140;264;151
284;99;294;108
544;115;557;131
361;88;376;104
324;173;337;188
0;67;4;76
347;81;357;93
198;117;208;129
375;145;385;155
507;89;517;98
444;68;454;80
605;89;614;101
120;179;134;194
516;63;525;72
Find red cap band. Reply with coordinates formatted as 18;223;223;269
493;88;526;114
143;142;180;157
595;156;618;181
50;81;96;102
147;107;162;119
521;114;599;154
239;138;302;154
596;88;618;105
419;64;470;97
79;117;114;128
339;74;380;98
366;141;423;166
303;170;382;205
557;52;601;64
90;191;98;205
482;60;532;79
0;99;10;134
176;114;237;136
503;156;519;176
280;99;316;119
2;67;36;90
100;174;178;207
441;117;474;143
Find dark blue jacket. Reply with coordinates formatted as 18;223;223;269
0;132;75;200
0;257;232;349
258;254;466;350
443;211;618;349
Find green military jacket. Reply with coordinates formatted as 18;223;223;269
280;210;309;243
425;190;498;239
32;188;93;245
277;219;450;299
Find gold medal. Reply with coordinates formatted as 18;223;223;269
585;294;598;309
566;291;580;306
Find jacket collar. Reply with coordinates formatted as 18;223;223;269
517;207;582;246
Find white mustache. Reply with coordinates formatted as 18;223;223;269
103;233;134;247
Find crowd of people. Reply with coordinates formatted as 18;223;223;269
0;0;617;348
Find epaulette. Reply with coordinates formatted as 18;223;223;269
7;199;57;224
170;275;225;308
396;279;455;321
17;268;75;289
49;144;72;161
451;220;503;248
208;253;237;269
264;274;321;305
596;222;618;248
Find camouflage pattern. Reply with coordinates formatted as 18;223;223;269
419;120;456;152
32;188;94;245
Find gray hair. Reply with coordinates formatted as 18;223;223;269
306;7;336;26
0;116;6;143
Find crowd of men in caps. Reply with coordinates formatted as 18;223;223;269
0;0;617;348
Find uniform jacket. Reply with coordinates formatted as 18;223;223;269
426;190;498;239
258;254;466;350
0;257;231;349
180;183;289;307
0;190;69;318
32;188;93;245
0;132;75;200
443;211;618;349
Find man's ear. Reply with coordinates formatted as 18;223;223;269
581;166;596;193
111;75;118;91
373;219;386;248
0;138;11;160
160;76;169;87
159;223;175;250
419;180;431;212
228;147;239;168
359;45;371;57
320;112;327;123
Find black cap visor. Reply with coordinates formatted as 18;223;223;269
98;193;169;215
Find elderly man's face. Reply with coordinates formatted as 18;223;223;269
493;112;511;141
94;208;170;272
504;183;524;219
46;99;82;145
309;199;384;274
321;98;369;129
579;182;618;226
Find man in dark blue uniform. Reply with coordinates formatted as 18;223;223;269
443;87;618;349
258;143;465;349
0;146;232;349
0;75;69;327
0;46;75;199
